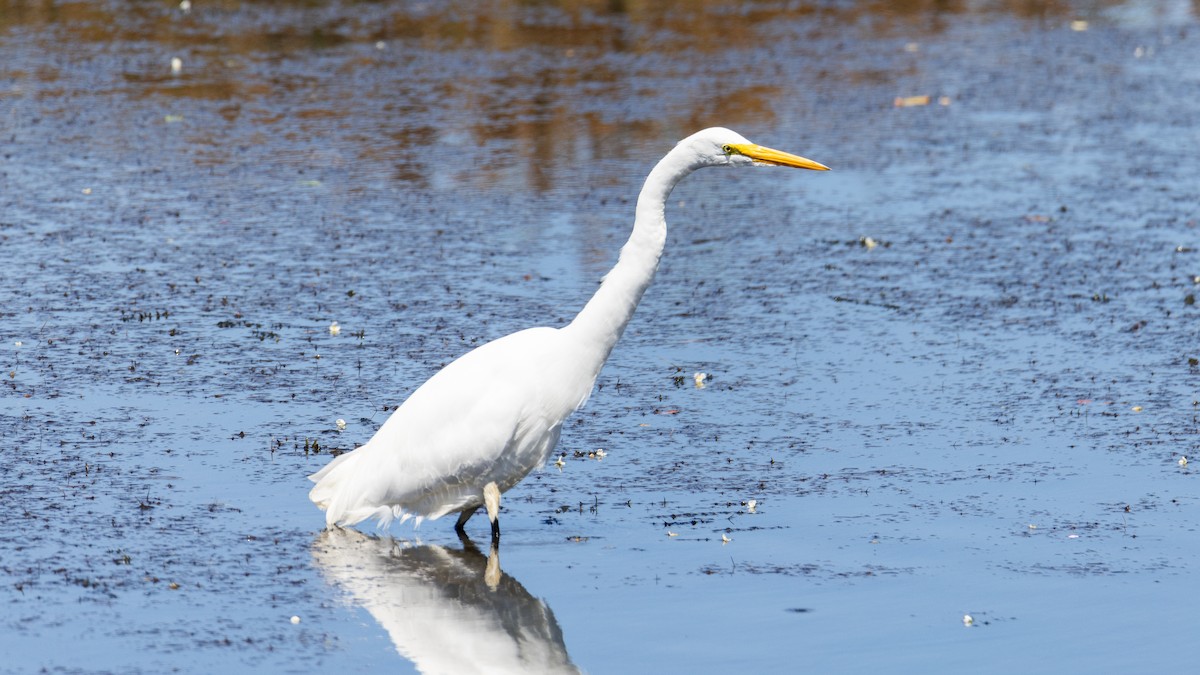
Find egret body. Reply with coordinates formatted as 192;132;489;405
308;127;828;539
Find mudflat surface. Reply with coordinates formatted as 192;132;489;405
2;1;1198;673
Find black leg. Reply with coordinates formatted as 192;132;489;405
454;506;479;534
490;516;500;543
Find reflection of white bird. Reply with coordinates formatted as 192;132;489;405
312;529;580;675
308;127;829;539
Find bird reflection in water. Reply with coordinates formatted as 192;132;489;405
312;529;581;674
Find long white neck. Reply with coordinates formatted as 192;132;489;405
566;141;705;367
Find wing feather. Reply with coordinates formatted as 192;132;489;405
310;325;597;527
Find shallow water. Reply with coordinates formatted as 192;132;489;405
2;0;1199;673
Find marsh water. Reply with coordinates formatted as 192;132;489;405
2;1;1199;672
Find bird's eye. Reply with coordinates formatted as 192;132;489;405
721;144;733;155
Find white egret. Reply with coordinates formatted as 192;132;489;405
308;127;829;540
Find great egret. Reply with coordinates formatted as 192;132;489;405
308;127;829;539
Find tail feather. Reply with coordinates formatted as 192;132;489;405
309;447;433;529
308;449;375;528
309;444;482;530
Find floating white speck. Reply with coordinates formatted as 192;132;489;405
1179;455;1188;467
861;236;879;250
1070;20;1088;32
747;499;757;513
554;456;565;468
903;42;920;53
328;321;341;336
335;418;346;431
375;41;387;50
81;187;92;195
13;341;21;347
721;533;731;544
1067;534;1080;539
1131;405;1143;413
963;614;974;627
290;615;300;624
693;372;708;388
594;448;606;458
179;0;191;12
667;531;678;537
1028;524;1037;530
170;57;182;74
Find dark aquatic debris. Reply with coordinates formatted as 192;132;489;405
831;295;902;311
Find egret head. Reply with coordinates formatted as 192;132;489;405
680;127;830;171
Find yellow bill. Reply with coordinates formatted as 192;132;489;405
728;143;830;171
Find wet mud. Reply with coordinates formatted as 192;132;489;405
2;1;1198;673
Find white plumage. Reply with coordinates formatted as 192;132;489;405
308;127;828;538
